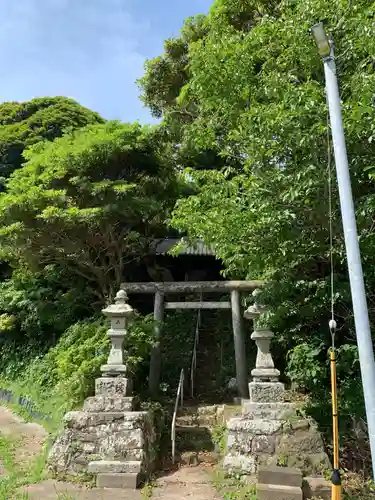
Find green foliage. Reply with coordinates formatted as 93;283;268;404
161;310;196;390
0;313;15;333
139;0;375;473
0;265;93;381
160;308;247;397
34;318;109;405
212;468;256;500
138;14;232;172
0;96;103;187
287;342;327;392
211;424;227;455
139;15;208;120
10;313;155;408
0;121;181;301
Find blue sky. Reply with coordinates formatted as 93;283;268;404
0;0;212;123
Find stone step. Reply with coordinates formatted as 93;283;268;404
176;415;217;427
177;450;220;466
88;460;142;474
175;425;214;452
258;466;302;488
256;483;302;500
177;405;219;416
96;472;142;489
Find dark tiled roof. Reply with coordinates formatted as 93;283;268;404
150;238;215;256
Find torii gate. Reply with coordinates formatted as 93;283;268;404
121;280;264;399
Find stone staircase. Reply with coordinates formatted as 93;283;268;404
191;320;223;402
256;466;302;500
173;406;221;466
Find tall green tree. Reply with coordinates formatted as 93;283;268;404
139;15;207;121
0;121;181;302
170;0;375;314
152;0;375;453
0;96;103;187
139;14;235;171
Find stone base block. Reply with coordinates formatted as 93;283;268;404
257;483;302;500
242;402;295;420
249;382;285;403
251;368;280;380
83;395;138;412
95;377;133;396
48;375;160;489
227;418;283;435
63;410;147;430
258;466;302;488
223;402;331;479
96;472;142;489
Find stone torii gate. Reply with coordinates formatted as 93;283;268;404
120;280;264;399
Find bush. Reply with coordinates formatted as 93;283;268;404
1;313;156;410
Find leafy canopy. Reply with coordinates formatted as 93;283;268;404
160;0;375;444
0;96;103;187
0;121;181;301
170;0;375;308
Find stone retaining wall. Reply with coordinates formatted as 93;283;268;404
0;388;51;421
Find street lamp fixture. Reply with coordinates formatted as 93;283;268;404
311;22;331;57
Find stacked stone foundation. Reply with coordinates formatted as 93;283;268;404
48;377;157;489
223;381;331;478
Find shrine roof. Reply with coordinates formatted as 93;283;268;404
150;238;215;256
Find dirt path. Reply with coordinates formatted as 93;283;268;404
21;480;143;499
0;405;47;475
151;467;222;499
0;406;222;499
22;468;222;500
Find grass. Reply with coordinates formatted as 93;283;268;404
0;434;18;467
211;468;257;500
0;431;50;500
341;471;375;500
0;377;71;435
141;482;155;498
0;376;75;500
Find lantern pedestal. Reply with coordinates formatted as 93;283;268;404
47;290;159;489
223;289;331;480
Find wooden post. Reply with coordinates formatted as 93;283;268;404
149;291;164;397
231;289;249;399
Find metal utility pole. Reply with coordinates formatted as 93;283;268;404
311;22;375;479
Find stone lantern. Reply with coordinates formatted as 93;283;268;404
244;288;280;383
101;289;133;377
